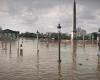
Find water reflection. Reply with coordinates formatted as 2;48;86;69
20;49;23;56
71;40;77;80
2;46;7;55
17;38;23;62
17;48;23;63
19;38;23;56
72;40;77;70
0;38;100;80
17;38;20;56
19;43;23;57
2;41;7;50
97;44;100;79
97;44;100;71
46;41;49;48
5;41;7;50
97;56;100;71
37;51;40;79
17;54;23;63
58;62;62;80
9;40;12;54
3;41;7;54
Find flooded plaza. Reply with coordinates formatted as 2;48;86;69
0;38;100;80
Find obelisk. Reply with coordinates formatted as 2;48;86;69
71;0;77;40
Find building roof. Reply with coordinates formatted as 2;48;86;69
0;29;19;34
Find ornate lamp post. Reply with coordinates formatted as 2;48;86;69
57;24;61;63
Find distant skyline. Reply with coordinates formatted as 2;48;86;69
0;0;100;33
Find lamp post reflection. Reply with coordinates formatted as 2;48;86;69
58;62;62;80
37;51;40;79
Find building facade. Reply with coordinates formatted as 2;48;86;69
0;29;19;40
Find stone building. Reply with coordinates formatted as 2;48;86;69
0;29;19;40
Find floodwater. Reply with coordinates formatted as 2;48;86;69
0;38;100;80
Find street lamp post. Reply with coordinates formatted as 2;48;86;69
57;24;61;63
98;29;100;50
37;30;39;53
97;28;100;57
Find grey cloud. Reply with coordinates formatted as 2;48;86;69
7;0;73;16
78;7;96;20
77;0;100;9
0;0;100;33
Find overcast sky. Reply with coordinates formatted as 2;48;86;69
0;0;100;33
